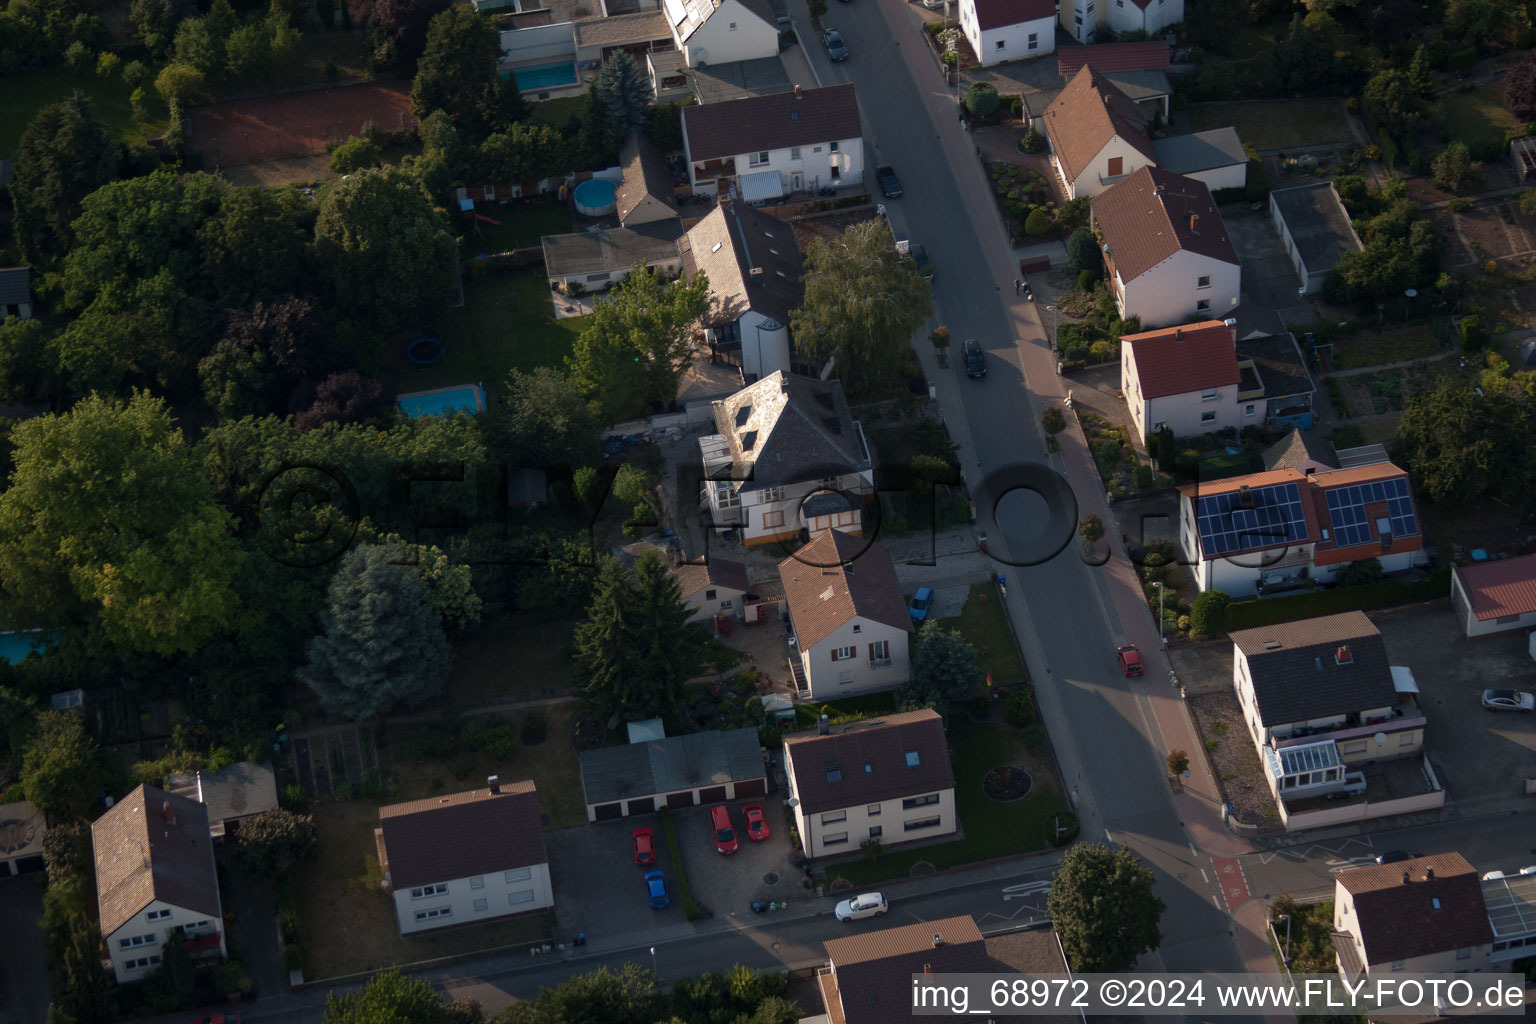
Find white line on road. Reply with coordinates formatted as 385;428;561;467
1212;894;1223;910
1200;868;1209;884
1190;843;1199;857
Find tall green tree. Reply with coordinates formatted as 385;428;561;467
535;963;660;1024
129;0;176;57
411;6;523;142
1431;141;1483;193
790;218;933;398
20;711;105;822
0;316;57;404
899;620;982;709
1394;377;1535;509
10;94;119;263
325;968;460;1024
1447;0;1519;50
1275;13;1334;95
566;264;711;423
488;367;602;469
0;392;242;656
1361;69;1425;133
313;167;458;336
297;544;452;719
1047;842;1166;972
475;123;567;186
595;53;649;139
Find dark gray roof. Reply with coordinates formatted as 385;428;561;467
1261;429;1339;473
1269;183;1362;276
379;781;547;889
782;709;952;814
679;201;805;329
1153;128;1247;174
579;727;764;804
682;83;860;162
1236;333;1316;405
802;491;852;516
690;56;793;105
0;267;30;307
707;372;870;489
1229;611;1397;726
616;132;679;225
166;760;279;826
540;220;683;277
93;785;221;937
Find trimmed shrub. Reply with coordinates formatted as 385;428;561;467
1004;689;1035;727
1189;590;1229;636
1224;571;1452;630
1077;268;1098;291
1133;464;1153;488
660;808;703;921
1024;209;1050;235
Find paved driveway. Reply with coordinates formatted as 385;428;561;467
0;874;48;1024
672;801;810;919
546;818;683;940
1222;206;1314;326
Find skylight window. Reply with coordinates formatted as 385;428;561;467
905;750;920;768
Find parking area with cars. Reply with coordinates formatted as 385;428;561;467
671;800;811;918
546;819;689;939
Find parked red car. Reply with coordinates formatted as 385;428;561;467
743;803;770;841
632;826;656;865
710;805;739;855
1116;644;1144;677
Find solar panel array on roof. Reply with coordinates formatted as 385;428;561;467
1324;477;1418;547
1195;482;1308;556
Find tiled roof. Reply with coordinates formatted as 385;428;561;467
1093;166;1239;282
824;916;988;1024
1228;611;1396;726
1262;429;1337;473
778;530;909;651
683;83;860;162
1040;67;1156;186
1057;41;1170;77
1453;554;1536;621
93;785;222;938
970;0;1055;31
572;9;669;47
378;781;547;889
1336;853;1493;965
671;557;752;597
1121;320;1239;399
615;132;678;225
0;266;30;307
1153;128;1247;174
1270;183;1363;278
539;220;683;277
679;201;804;328
709;372;868;490
782;709;952;813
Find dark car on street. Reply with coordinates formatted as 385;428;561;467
962;338;986;378
877;164;902;198
823;29;848;61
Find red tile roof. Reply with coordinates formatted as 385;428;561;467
682;83;861;163
379;781;547;890
824;916;989;1024
1093;166;1240;283
671;557;751;598
1040;67;1156;187
778;530;910;651
1121;320;1239;399
1454;554;1536;621
972;0;1055;31
1057;41;1171;77
1336;854;1493;965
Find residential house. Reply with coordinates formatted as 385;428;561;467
1151;127;1247;192
1260;428;1338;477
1060;0;1183;41
93;785;227;983
663;0;779;67
496;0;676;101
1333;854;1494;977
650;52;793;105
578;727;766;819
166;760;279;838
671;556;752;624
957;0;1056;68
376;777;552;935
1269;183;1363;296
1178;455;1426;597
778;530;911;698
1229;612;1425;804
0;799;45;876
615;131;680;226
679;197;803;382
782;708;955;859
1235;332;1318;430
818;916;990;1024
681;83;863;199
0;267;31;321
698;372;874;548
1040;66;1159;200
1451;554;1536;639
1056;40;1170;78
1022;68;1170;125
1093;166;1241;326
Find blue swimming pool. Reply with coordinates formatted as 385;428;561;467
0;629;61;664
509;61;579;92
398;385;486;418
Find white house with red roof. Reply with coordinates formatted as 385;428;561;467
1121;319;1245;438
1061;0;1183;42
1178;455;1427;597
1040;67;1160;200
958;0;1055;67
1451;554;1536;638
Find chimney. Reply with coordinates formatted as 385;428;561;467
488;775;500;795
749;267;764;286
717;193;733;210
1403;871;1411;884
162;800;175;826
1336;645;1352;665
923;963;932;977
818;714;830;736
1238;484;1253;509
794;84;802;99
932;933;945;947
1189;213;1200;234
1426;867;1435;881
1174;327;1184;342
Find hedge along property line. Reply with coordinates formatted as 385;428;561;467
1222;570;1451;631
658;807;703;922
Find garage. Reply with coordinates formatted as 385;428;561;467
579;726;767;823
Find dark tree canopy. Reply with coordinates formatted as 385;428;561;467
21;711;106;823
234;808;319;877
488;366;602;469
595;53;650;139
367;0;454;67
1047;842;1166;972
325;968;461;1024
899;621;982;710
411;7;523;142
1394;376;1536;510
11;94;119;263
475;123;568;187
1506;51;1536;123
292;370;387;431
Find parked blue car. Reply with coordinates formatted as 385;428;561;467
908;587;933;622
645;870;669;909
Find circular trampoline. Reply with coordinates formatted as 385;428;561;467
574;178;617;217
407;337;445;366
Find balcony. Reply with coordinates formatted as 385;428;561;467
179;930;223;957
867;658;892;668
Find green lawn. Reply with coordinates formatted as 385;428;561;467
942;583;1029;688
1438;83;1518;147
406;268;585;393
0;66;168;154
1329;323;1450;370
448;610;578;704
526;95;586;130
1223;23;1279;61
460;198;574;253
828;715;1070;885
1187;100;1351;151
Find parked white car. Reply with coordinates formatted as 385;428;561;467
835;892;889;922
1481;689;1535;712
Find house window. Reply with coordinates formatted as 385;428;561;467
120;933;158;949
1339;740;1368;756
760;486;784;501
868;825;882;838
995;40;1005;49
1107;156;1123;176
761;510;785;528
868;639;891;665
1196;299;1212;311
1201;411;1217;423
830;141;839;152
904;817;942;832
790;147;801;159
146;909;171;921
414;906;452;921
719;599;733;609
822;832;849;846
704;589;717;600
852;624;862;634
867;803;881;816
728;20;736;29
585;272;610;283
749;151;769;167
813;146;822;153
902;793;940;810
1399;732;1416;747
1245;404;1255;417
473;898;489;912
821;810;847;824
126;955;161;970
508;890;536;905
830;166;840;180
1391;961;1404;971
838;670;853;683
1028;32;1038;50
504;867;533;883
1201;388;1218;400
832;646;855;661
411;884;449;899
1198;275;1211;288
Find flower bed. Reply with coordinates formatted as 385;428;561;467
985;161;1059;245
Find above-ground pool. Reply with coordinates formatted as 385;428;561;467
508;61;579;92
398;384;486;418
0;629;61;664
574;178;617;217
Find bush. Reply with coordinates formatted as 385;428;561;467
965;82;1000;118
1004;689;1035;727
520;712;548;745
1077;268;1098;291
1024;209;1051;235
1042;407;1066;434
482;718;517;760
123;59;150;88
1460;315;1483;352
96;51;120;78
1333;557;1384;587
64;40;91;73
329;135;380;175
860;838;885;860
1189;590;1229;636
1167;750;1189;775
1021;127;1045;153
1223;570;1452;630
1133;465;1153;488
1088;340;1116;363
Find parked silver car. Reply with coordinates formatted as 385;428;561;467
1482;689;1535;712
835;892;888;922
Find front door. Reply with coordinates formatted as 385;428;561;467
791;173;803;192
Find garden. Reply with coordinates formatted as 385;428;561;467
984;161;1071;247
1052;281;1140;371
1186;688;1281;829
1077;412;1143;499
866;414;971;538
1185;99;1352;150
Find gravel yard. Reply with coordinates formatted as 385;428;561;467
1186;690;1283;834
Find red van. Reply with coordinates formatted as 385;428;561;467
710;805;738;855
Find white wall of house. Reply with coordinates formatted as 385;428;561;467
708;468;875;547
675;0;778;65
1054;134;1155;199
682;585;747;624
1122;349;1249;439
786;785;956;860
1112;249;1241;328
1105;0;1183;35
550;252;684;292
736;309;792;381
1451;568;1536;638
957;2;1055;67
1312;549;1417;583
1334;893;1492;974
1060;0;1100;41
689;137;863;195
498;23;578;68
1180;162;1247;193
106;899;226;984
799;616;910;698
392;863;554;935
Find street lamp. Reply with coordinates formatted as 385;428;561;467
1277;914;1292;965
650;945;657;976
1152;581;1165;648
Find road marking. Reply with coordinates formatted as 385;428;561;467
1212;894;1223;910
1211;856;1250;911
1190;843;1199;857
1200;868;1209;884
1001;881;1052;900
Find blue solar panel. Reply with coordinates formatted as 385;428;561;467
1194;481;1309;557
1323;476;1418;548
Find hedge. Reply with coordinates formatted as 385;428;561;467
1222;570;1451;631
658;807;703;921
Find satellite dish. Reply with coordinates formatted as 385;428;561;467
1374;732;1388;746
785;797;798;808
